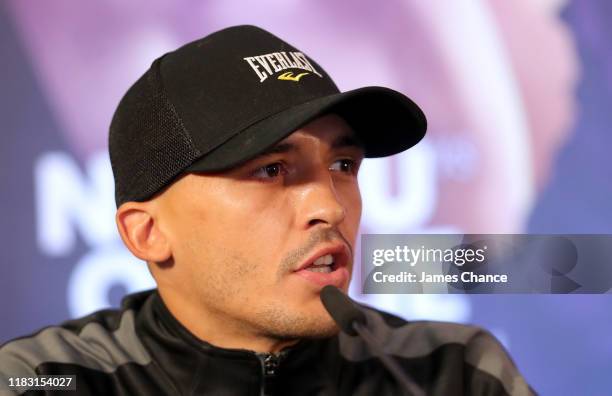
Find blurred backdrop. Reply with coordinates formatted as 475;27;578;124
1;0;611;394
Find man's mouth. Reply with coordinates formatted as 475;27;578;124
304;253;335;273
293;244;351;288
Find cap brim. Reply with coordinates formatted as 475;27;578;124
186;86;427;173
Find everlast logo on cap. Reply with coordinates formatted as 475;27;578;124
243;51;323;83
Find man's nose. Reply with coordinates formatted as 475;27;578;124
298;174;347;229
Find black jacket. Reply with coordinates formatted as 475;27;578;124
0;290;534;395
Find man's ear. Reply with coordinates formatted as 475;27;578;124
115;201;172;263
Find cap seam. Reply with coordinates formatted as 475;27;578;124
119;58;202;203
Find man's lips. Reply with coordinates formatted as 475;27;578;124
293;242;351;272
291;242;352;288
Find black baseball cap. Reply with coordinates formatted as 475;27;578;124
109;25;427;206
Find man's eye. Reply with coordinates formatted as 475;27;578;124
252;162;286;179
330;159;358;174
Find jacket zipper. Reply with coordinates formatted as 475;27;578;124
257;352;282;396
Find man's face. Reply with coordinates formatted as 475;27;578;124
155;114;364;340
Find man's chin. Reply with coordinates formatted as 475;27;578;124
268;322;340;341
256;306;341;340
299;320;341;339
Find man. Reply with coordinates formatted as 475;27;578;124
0;26;533;395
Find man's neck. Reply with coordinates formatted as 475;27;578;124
157;287;299;354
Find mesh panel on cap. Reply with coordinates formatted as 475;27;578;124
109;59;202;206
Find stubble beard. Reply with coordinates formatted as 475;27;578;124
250;303;341;341
254;228;352;340
194;227;351;343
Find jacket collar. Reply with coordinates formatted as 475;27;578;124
132;289;337;395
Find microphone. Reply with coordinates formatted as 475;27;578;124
320;285;366;336
320;286;425;396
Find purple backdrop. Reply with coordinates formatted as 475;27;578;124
1;1;611;394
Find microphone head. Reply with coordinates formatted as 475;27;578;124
320;285;367;336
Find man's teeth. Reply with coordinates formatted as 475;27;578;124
306;254;335;273
313;254;334;266
306;266;332;273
